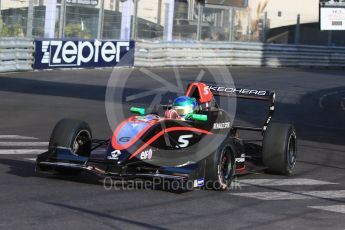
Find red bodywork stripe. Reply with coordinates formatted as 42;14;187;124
128;127;213;160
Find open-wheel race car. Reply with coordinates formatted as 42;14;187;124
36;82;297;191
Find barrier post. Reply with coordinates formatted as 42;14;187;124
295;14;301;45
44;0;57;38
167;0;175;41
131;0;139;40
58;0;66;38
262;12;268;42
196;2;203;41
120;0;132;40
157;0;162;25
97;0;105;39
115;0;119;11
229;8;235;41
26;0;34;37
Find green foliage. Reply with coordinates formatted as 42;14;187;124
64;23;91;39
0;18;24;37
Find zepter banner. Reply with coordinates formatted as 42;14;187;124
34;39;135;69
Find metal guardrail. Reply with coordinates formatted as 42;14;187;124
135;41;345;67
1;39;345;72
0;38;34;72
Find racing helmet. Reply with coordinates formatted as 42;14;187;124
172;96;198;116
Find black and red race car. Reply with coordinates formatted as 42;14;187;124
36;82;297;190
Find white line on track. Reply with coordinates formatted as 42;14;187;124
230;190;345;200
0;142;48;147
0;135;38;140
0;149;45;155
309;205;345;214
239;179;338;187
24;158;37;161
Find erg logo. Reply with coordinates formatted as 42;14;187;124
140;149;153;160
35;39;134;69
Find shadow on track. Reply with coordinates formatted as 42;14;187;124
0;77;106;101
0;158;191;194
43;201;170;230
0;158;101;184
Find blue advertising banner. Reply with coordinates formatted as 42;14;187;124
34;39;135;69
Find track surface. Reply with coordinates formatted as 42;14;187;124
0;67;344;230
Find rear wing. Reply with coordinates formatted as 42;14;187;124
206;85;276;134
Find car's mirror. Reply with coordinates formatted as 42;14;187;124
130;107;145;115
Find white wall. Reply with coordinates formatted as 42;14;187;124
249;0;319;28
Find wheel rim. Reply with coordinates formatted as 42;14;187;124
287;134;297;168
72;130;91;156
219;148;233;183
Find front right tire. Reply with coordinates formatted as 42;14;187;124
204;140;236;191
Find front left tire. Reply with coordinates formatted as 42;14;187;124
49;118;92;157
48;118;92;175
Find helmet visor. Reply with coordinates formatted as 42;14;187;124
173;105;193;116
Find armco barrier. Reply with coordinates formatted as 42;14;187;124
135;41;345;67
0;38;34;72
1;39;345;72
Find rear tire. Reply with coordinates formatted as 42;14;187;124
49;119;92;175
204;140;235;191
262;123;297;175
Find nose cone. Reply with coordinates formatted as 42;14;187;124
111;115;160;150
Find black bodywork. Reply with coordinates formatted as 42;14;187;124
36;83;276;188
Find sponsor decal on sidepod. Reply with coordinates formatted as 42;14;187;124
140;149;153;160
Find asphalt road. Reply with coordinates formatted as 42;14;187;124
0;67;344;230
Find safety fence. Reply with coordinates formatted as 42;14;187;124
1;0;327;45
0;38;33;72
135;41;345;68
2;38;345;73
